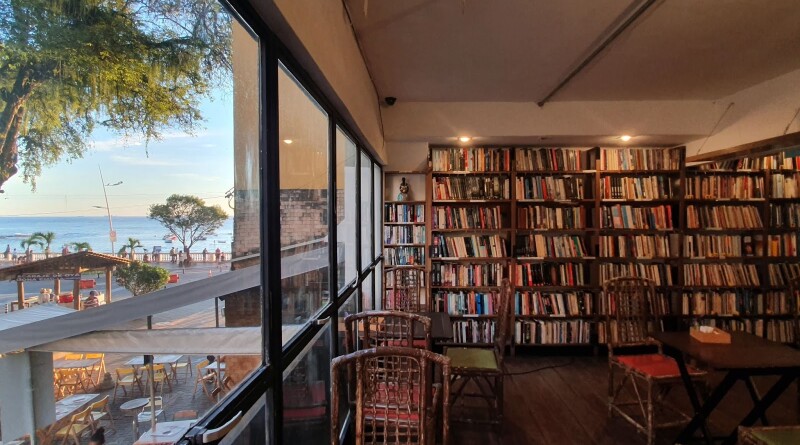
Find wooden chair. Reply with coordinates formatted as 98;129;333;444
89;395;114;433
63;353;83;360
383;266;425;311
112;367;143;404
137;396;167;425
345;310;433;354
739;425;800;444
444;278;513;428
173;409;198;421
56;369;86;398
331;347;451;445
151;364;173;394
604;276;707;445
171;356;193;383
84;353;105;386
193;359;218;401
54;405;93;445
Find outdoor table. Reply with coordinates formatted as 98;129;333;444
652;331;800;445
53;358;99;370
120;397;151;438
133;419;196;445
125;354;183;366
36;393;99;444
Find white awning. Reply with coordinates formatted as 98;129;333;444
0;304;75;332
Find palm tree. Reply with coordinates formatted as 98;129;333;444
71;242;91;252
20;236;42;261
124;237;143;260
33;231;56;258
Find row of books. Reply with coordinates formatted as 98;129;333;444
601;204;674;230
684;235;758;258
515;262;587;287
430;262;505;287
430;234;508;258
515;234;588;258
515;291;593;316
686;176;764;199
599;234;677;258
515;176;585;200
431;147;511;172
767;233;800;257
432;205;504;229
384;203;425;223
515;320;591;345
697;153;800;171
771;173;800;198
601;176;676;200
683;264;760;287
432;176;510;200
766;320;795;343
695;319;758;335
600;147;681;171
515;148;587;171
384;226;425;245
599;263;673;286
597;293;671;316
767;263;800;286
433;290;497;315
769;203;800;227
686;205;763;229
452;320;495;344
681;291;760;316
764;292;799;315
384;247;425;266
517;206;585;230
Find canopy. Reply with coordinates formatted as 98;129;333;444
0;251;131;280
0;304;75;332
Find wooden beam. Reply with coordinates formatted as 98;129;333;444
17;281;24;310
105;267;112;304
73;279;80;310
686;131;800;164
54;279;60;298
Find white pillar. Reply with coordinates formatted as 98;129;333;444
0;351;55;442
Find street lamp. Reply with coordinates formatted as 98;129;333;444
97;166;122;254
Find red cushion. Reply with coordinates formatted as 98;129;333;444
363;407;421;422
615;354;704;378
385;339;429;349
285;406;326;421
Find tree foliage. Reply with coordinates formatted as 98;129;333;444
115;261;169;296
20;234;42;251
71;241;91;251
149;194;227;253
0;0;233;190
32;231;56;250
124;237;143;259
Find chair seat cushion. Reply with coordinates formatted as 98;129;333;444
615;354;703;378
749;428;800;445
446;347;499;371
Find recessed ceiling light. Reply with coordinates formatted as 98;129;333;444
283;139;293;144
619;135;633;142
458;136;472;143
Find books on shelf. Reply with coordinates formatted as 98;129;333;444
770;203;800;227
517;206;585;230
384;203;425;223
434;290;497;315
431;262;504;287
516;320;591;345
385;247;425;266
433;176;510;200
686;175;764;199
681;290;760;316
432;205;504;229
686;205;763;229
515;291;592;316
766;320;796;343
452;319;495;344
431;147;510;172
697;318;759;335
767;263;800;286
516;175;585;200
515;147;588;171
771;173;800;198
600;263;673;286
599;234;677;258
384;225;425;245
601;176;676;200
765;291;795;315
515;262;587;287
758;153;800;171
598;292;670;316
431;234;507;258
683;235;761;258
600;147;680;171
601;204;673;230
683;264;760;287
767;234;799;257
515;234;587;258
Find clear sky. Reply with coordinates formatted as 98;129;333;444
0;94;235;217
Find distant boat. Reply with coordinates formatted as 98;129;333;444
162;234;177;243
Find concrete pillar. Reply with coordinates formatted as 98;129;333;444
0;352;54;442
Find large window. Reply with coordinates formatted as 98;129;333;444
336;129;358;291
360;152;373;269
373;163;382;262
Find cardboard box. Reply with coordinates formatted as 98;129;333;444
690;327;731;344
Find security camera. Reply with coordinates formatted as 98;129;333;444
384;97;397;106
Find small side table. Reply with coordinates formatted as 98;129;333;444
120;397;150;438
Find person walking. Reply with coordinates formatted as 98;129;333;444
170;247;177;263
202;247;208;262
215;247;221;263
4;244;10;261
12;248;17;263
61;245;69;256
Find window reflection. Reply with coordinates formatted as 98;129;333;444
336;129;358;291
283;325;331;444
360;153;373;269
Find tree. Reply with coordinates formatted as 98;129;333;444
123;237;143;260
0;0;233;191
149;194;227;253
32;231;55;257
20;235;42;251
115;262;169;296
71;241;91;251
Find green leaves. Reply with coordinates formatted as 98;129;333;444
149;194;227;252
115;261;170;296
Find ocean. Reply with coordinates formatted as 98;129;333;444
0;216;233;254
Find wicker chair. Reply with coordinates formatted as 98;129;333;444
383;266;426;311
604;276;707;445
345;310;433;353
331;347;451;445
444;278;513;428
739;425;800;444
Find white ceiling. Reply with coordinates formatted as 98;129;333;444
346;0;800;102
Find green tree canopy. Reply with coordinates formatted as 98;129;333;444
115;261;169;296
71;241;91;251
0;0;232;190
149;194;227;253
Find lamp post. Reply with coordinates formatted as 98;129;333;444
97;166;122;254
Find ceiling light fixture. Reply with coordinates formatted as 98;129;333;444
458;136;472;143
283;139;293;144
619;135;632;142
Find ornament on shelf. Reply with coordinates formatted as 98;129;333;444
397;177;410;201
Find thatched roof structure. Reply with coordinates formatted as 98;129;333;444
0;251;131;281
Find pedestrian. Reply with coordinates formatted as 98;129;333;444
178;250;184;263
12;248;17;262
202;247;208;262
143;253;150;263
26;248;33;263
215;247;221;263
170;247;177;263
62;245;69;256
3;244;10;261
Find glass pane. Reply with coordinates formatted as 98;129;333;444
0;2;264;441
360;153;373;269
335;293;358;431
336;129;358;291
361;270;375;311
217;393;269;445
374;261;383;310
278;64;330;331
283;324;331;444
373;164;382;261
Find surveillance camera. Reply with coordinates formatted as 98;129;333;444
384;97;397;106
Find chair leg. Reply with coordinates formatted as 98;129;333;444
646;379;654;445
496;374;504;428
608;364;615;417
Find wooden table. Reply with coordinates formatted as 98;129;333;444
414;312;453;342
133;419;196;445
653;331;800;445
36;393;99;444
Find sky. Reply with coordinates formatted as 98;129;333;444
0;94;235;217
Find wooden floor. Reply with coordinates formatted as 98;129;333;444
451;355;798;445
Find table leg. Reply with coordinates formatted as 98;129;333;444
721;373;797;445
133;416;139;439
743;376;769;426
675;370;738;445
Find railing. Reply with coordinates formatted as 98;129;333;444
1;251;232;264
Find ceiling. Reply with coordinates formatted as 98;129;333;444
346;0;800;102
